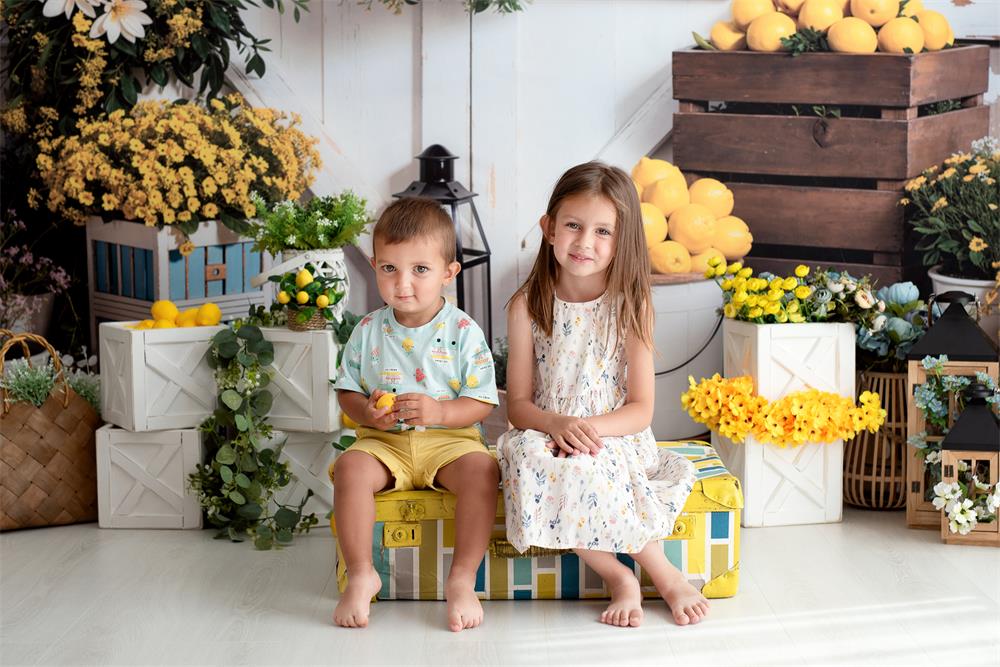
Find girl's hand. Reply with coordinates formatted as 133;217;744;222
546;416;602;457
364;390;398;431
393;393;445;427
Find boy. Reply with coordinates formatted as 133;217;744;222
331;197;499;632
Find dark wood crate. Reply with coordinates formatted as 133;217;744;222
670;45;990;285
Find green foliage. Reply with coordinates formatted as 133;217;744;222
188;324;319;549
68;369;100;412
362;0;526;13
492;337;508;391
251;192;373;256
269;263;345;324
0;359;55;407
780;28;829;56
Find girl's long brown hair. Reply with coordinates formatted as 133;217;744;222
510;161;653;348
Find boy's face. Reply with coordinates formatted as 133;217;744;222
371;235;460;322
542;193;617;280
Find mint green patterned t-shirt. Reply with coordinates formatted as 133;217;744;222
333;299;498;430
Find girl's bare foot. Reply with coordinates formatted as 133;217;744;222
600;572;644;628
333;568;382;628
445;576;484;632
659;575;710;626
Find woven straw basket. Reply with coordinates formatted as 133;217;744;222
0;331;101;531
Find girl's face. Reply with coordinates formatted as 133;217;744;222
543;193;618;282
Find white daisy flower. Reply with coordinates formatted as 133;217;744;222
42;0;98;19
89;0;153;44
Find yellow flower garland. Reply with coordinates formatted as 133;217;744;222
681;374;886;447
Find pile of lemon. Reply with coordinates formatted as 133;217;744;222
710;0;953;54
130;300;223;330
632;157;754;275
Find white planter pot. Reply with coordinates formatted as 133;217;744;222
651;278;724;440
251;248;351;322
711;319;855;527
96;425;203;529
928;266;999;346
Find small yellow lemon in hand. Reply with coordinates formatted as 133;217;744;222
296;291;310;305
316;294;330;309
196;302;222;326
277;290;291;305
375;393;396;410
151;300;179;323
295;268;314;289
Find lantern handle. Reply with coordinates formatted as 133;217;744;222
927;290;980;326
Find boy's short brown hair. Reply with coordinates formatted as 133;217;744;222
372;197;456;263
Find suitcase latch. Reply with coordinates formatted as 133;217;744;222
384;522;421;547
399;500;426;522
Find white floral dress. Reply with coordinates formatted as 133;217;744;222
497;293;696;554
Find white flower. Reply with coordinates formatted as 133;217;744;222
877;300;886;313
285;234;297;245
987;489;1000;513
958;460;969;473
317;216;333;228
871;315;887;333
827;280;845;294
948;498;978;534
41;0;98;19
925;449;941;465
855;289;875;309
843;279;858;293
90;0;153;44
973;476;991;492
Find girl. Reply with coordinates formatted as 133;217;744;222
498;161;708;628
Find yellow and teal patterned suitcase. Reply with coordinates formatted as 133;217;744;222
330;441;743;600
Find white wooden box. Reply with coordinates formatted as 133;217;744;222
100;322;224;432
263;431;340;518
261;328;341;433
96;425;203;529
86;218;273;346
711;320;855;527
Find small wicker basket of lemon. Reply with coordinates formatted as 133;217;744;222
270;263;345;331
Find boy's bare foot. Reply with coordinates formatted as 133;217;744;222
600;572;644;628
659;575;710;626
445;576;484;632
333;568;382;628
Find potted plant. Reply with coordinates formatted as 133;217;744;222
0;213;71;336
847;282;928;509
270;263;344;331
249;192;372;318
904;136;1000;343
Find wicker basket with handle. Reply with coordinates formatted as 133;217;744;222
0;332;101;531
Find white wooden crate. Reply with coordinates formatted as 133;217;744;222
100;322;224;432
264;431;340;518
262;328;341;433
96;425;203;529
711;319;855;527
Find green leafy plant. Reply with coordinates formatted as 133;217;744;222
492;337;508;391
329;309;362;451
781;28;829;56
365;0;525;13
188;324;318;548
251;191;373;256
270;263;345;325
0;359;55;407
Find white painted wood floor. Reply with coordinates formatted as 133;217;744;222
2;508;998;667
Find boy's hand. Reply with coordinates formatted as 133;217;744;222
393;393;445;428
364;389;398;431
546;415;603;457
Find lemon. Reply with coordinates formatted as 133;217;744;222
649;241;693;274
688;178;734;218
295;268;314;289
732;0;777;30
747;12;797;51
153;319;176;329
150;300;179;323
643;176;690;218
277;290;291;305
776;0;806;16
827;17;878;52
798;0;843;32
877;16;923;53
899;0;922;17
196;302;222;326
316;294;330;309
668;203;717;254
850;0;899;27
713;216;754;260
690;247;726;275
175;308;199;327
631;157;683;190
138;319;155;330
710;20;747;50
375;393;396;410
296;290;310;305
341;412;359;429
915;10;953;51
640;202;669;248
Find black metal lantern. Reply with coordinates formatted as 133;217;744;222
939;382;1000;546
904;290;1000;529
394;145;492;343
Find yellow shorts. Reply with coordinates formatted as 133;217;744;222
346;426;492;492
